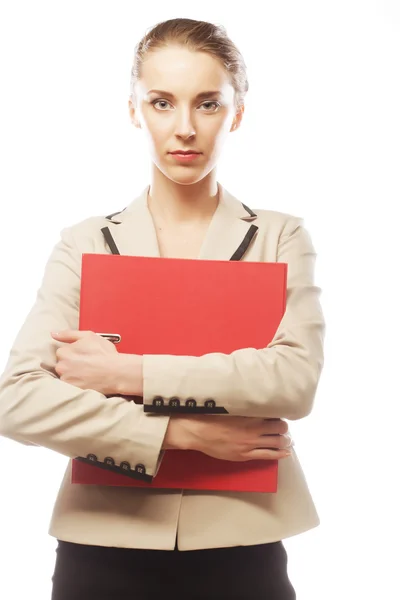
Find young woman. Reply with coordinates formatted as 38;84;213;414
0;18;325;600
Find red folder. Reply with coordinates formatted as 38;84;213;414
71;255;287;492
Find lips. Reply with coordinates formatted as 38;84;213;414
169;152;201;163
169;151;201;155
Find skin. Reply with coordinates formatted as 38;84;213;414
51;330;141;396
51;46;293;457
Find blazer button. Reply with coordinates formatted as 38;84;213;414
87;453;97;462
204;399;216;409
185;398;197;408
104;457;115;466
135;463;146;475
169;397;180;407
153;396;164;407
120;461;131;471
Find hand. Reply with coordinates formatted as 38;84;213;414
165;416;293;462
51;329;122;396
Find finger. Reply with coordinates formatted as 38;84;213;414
257;434;292;450
260;420;288;435
275;433;293;448
51;330;93;342
55;347;64;359
242;447;292;461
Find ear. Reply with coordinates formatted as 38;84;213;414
230;104;245;133
128;97;141;129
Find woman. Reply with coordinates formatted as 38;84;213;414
0;18;325;600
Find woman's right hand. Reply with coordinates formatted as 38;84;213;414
163;415;293;462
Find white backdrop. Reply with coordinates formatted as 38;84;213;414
0;1;399;598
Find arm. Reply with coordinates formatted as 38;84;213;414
141;217;325;421
0;226;170;482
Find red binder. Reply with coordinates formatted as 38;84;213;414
71;255;287;492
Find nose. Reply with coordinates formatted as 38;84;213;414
175;108;196;140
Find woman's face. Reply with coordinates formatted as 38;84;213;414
128;45;243;185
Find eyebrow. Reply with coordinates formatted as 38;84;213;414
147;89;223;100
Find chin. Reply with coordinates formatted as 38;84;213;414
169;177;204;187
160;166;208;186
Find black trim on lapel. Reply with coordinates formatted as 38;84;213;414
241;203;257;218
230;224;259;261
105;208;127;223
101;227;120;255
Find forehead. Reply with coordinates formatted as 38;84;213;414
137;46;233;98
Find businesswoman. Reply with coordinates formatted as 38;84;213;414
0;18;325;600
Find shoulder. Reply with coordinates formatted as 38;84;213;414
58;208;125;249
250;206;305;236
244;205;317;258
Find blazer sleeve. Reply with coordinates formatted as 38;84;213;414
0;226;170;482
142;216;326;420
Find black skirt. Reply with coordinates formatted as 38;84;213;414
51;537;296;600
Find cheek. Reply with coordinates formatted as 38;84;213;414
143;117;170;151
206;118;231;149
205;114;232;138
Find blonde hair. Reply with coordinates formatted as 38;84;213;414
130;18;249;111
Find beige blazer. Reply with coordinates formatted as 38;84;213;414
0;183;325;551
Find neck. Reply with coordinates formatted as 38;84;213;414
147;165;219;225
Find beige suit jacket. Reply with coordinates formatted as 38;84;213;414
0;183;325;551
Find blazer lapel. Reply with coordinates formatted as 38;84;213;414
102;189;160;258
101;183;259;261
197;187;258;261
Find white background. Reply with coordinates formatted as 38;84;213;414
0;1;399;598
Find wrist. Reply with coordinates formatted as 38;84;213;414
163;416;199;451
115;353;143;396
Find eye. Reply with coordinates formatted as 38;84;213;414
200;101;221;112
151;99;221;112
151;99;172;111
